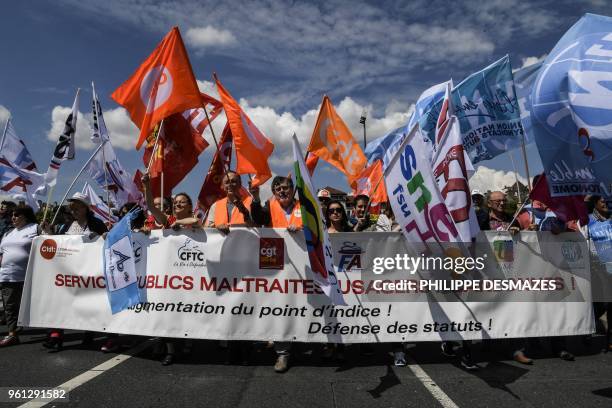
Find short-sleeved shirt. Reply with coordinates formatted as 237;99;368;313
0;223;38;282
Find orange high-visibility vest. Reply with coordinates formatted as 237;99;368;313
269;199;302;228
212;196;253;226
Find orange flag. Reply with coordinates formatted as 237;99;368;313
215;76;274;187
111;27;202;150
350;159;387;204
307;96;367;185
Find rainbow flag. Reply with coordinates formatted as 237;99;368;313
292;135;345;305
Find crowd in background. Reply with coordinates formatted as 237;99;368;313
0;171;611;373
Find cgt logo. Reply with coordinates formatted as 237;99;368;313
40;239;58;260
338;241;363;272
259;238;284;270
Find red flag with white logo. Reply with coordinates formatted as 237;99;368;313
111;27;202;150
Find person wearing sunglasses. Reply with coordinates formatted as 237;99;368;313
325;201;352;233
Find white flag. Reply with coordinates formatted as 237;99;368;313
87;83;142;207
37;89;80;199
431;117;480;242
384;124;460;255
81;183;118;223
0;157;45;211
0;118;38;171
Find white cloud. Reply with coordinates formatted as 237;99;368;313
186;26;237;49
517;55;548;71
469;166;527;194
47;106;138;151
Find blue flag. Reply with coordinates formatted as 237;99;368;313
103;209;142;314
514;61;542;145
365;81;448;169
419;56;523;164
531;13;612;198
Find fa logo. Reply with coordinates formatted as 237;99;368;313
338;241;363;272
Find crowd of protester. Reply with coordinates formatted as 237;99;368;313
0;172;611;373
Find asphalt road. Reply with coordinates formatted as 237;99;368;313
1;326;611;408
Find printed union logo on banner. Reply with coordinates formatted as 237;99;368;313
259;237;285;270
175;238;205;268
40;239;58;260
338;241;364;272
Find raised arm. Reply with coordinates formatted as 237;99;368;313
141;172;168;226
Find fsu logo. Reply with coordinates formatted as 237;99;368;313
338;241;363;272
40;239;57;260
259;238;284;270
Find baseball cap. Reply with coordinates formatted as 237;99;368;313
67;192;91;207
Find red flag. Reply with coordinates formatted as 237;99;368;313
182;93;224;135
435;81;453;145
197;123;234;213
307;96;367;185
142;111;210;197
215;76;274;187
111;27;202;150
529;174;588;225
351;160;387;204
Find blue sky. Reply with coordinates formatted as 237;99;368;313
1;0;610;203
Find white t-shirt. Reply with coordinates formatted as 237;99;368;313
0;223;38;282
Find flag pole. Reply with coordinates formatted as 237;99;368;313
41;185;55;223
509;151;522;204
0;116;10;152
146;119;165;171
519;132;532;192
160;171;165;213
101;143;112;223
209;73;231;174
51;142;104;225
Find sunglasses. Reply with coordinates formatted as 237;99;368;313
328;207;343;214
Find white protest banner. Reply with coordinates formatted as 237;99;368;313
19;230;594;343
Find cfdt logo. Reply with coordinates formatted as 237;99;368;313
175;238;205;268
338;241;363;272
40;239;58;260
259;238;284;270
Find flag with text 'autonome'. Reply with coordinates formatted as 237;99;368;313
103;208;142;314
111;27;202;150
293;135;345;305
216;76;274;188
531;13;612;198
